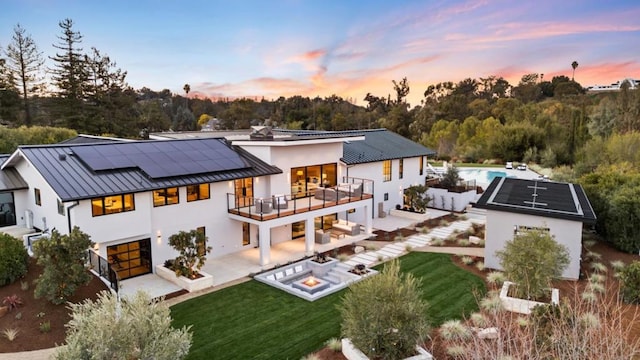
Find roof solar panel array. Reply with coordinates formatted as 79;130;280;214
73;139;249;179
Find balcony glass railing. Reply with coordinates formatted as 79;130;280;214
227;177;373;221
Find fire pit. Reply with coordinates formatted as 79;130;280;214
292;275;330;294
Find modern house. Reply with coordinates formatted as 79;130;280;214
0;127;434;287
473;177;597;279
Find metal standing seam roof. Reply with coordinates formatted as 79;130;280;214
278;128;436;164
11;138;282;202
474;177;597;224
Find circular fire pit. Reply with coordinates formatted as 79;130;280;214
292;275;331;294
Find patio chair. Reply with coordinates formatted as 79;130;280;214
255;198;273;214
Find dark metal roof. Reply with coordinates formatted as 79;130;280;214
278;129;436;164
58;134;130;144
13;139;281;202
0;167;28;191
474;177;597;224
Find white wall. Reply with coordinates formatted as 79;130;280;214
427;188;477;212
13;156;68;233
348;156;426;220
484;210;583;280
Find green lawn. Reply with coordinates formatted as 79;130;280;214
170;252;486;360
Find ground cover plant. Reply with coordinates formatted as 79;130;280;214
169;252;485;360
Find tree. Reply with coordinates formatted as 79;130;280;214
168;229;211;278
440;165;462;189
496;228;569;299
5;23;44;126
183;83;190;109
620;261;640;304
339;260;429;360
49;18;89;130
403;184;431;213
392;77;410;105
32;227;94;304
55;290;192;360
571;60;578;81
0;233;28;286
50;18;87;101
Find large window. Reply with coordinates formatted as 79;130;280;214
92;194;135;217
383;160;392;182
187;184;210;202
399;158;404;179
34;188;41;206
242;222;250;246
107;238;151;280
235;178;253;207
153;187;179;207
291;163;337;196
0;192;16;227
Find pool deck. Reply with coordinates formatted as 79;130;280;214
458;166;542;188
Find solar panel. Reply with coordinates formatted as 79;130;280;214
73;139;250;178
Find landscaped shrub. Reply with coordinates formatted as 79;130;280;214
339;259;430;360
168;229;211;278
0;233;29;286
620;261;640;304
33;227;94;305
496;229;569;300
55;290;192;360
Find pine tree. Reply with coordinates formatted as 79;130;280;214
49;18;88;129
5;23;44;126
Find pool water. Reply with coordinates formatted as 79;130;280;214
458;169;508;185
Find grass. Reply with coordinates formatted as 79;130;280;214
170;252;486;360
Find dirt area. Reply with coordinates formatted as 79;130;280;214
0;257;109;352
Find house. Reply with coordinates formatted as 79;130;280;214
0;127;434;287
473;177;597;279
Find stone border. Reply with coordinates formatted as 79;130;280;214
499;281;559;314
155;265;213;293
341;338;433;360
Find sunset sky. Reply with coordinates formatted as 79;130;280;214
1;0;639;106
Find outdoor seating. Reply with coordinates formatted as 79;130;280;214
314;187;340;201
273;194;288;209
337;182;362;197
332;219;360;235
315;229;330;244
255;198;273;214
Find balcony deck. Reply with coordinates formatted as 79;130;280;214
228;192;373;221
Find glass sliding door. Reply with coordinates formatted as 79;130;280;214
107;238;152;280
290;163;337;197
234;178;254;207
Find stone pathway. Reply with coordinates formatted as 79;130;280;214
345;217;484;267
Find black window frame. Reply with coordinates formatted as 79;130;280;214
34;188;41;206
91;194;136;217
153;187;179;207
187;183;210;202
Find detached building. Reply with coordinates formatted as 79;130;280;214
474;177;597;279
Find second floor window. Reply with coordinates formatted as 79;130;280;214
34;188;41;206
187;184;210;202
153;187;179;207
383;160;392;182
92;194;135;216
399;159;404;179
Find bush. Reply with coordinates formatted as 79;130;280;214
33;227;94;304
496;229;569;300
620;261;640;304
339;260;429;360
54;290;192;360
0;233;29;286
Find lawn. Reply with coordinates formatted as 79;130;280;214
170;252;486;360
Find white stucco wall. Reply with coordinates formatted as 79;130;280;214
348;156;426;220
484;210;583;280
427;188;477;212
12;155;69;233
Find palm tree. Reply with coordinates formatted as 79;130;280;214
183;83;190;109
571;61;579;81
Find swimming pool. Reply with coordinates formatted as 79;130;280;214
458;169;509;185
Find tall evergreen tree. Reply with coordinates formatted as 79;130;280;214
5;24;44;126
49;18;88;129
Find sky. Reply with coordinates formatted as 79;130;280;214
1;0;639;107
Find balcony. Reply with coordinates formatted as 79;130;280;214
227;177;373;221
